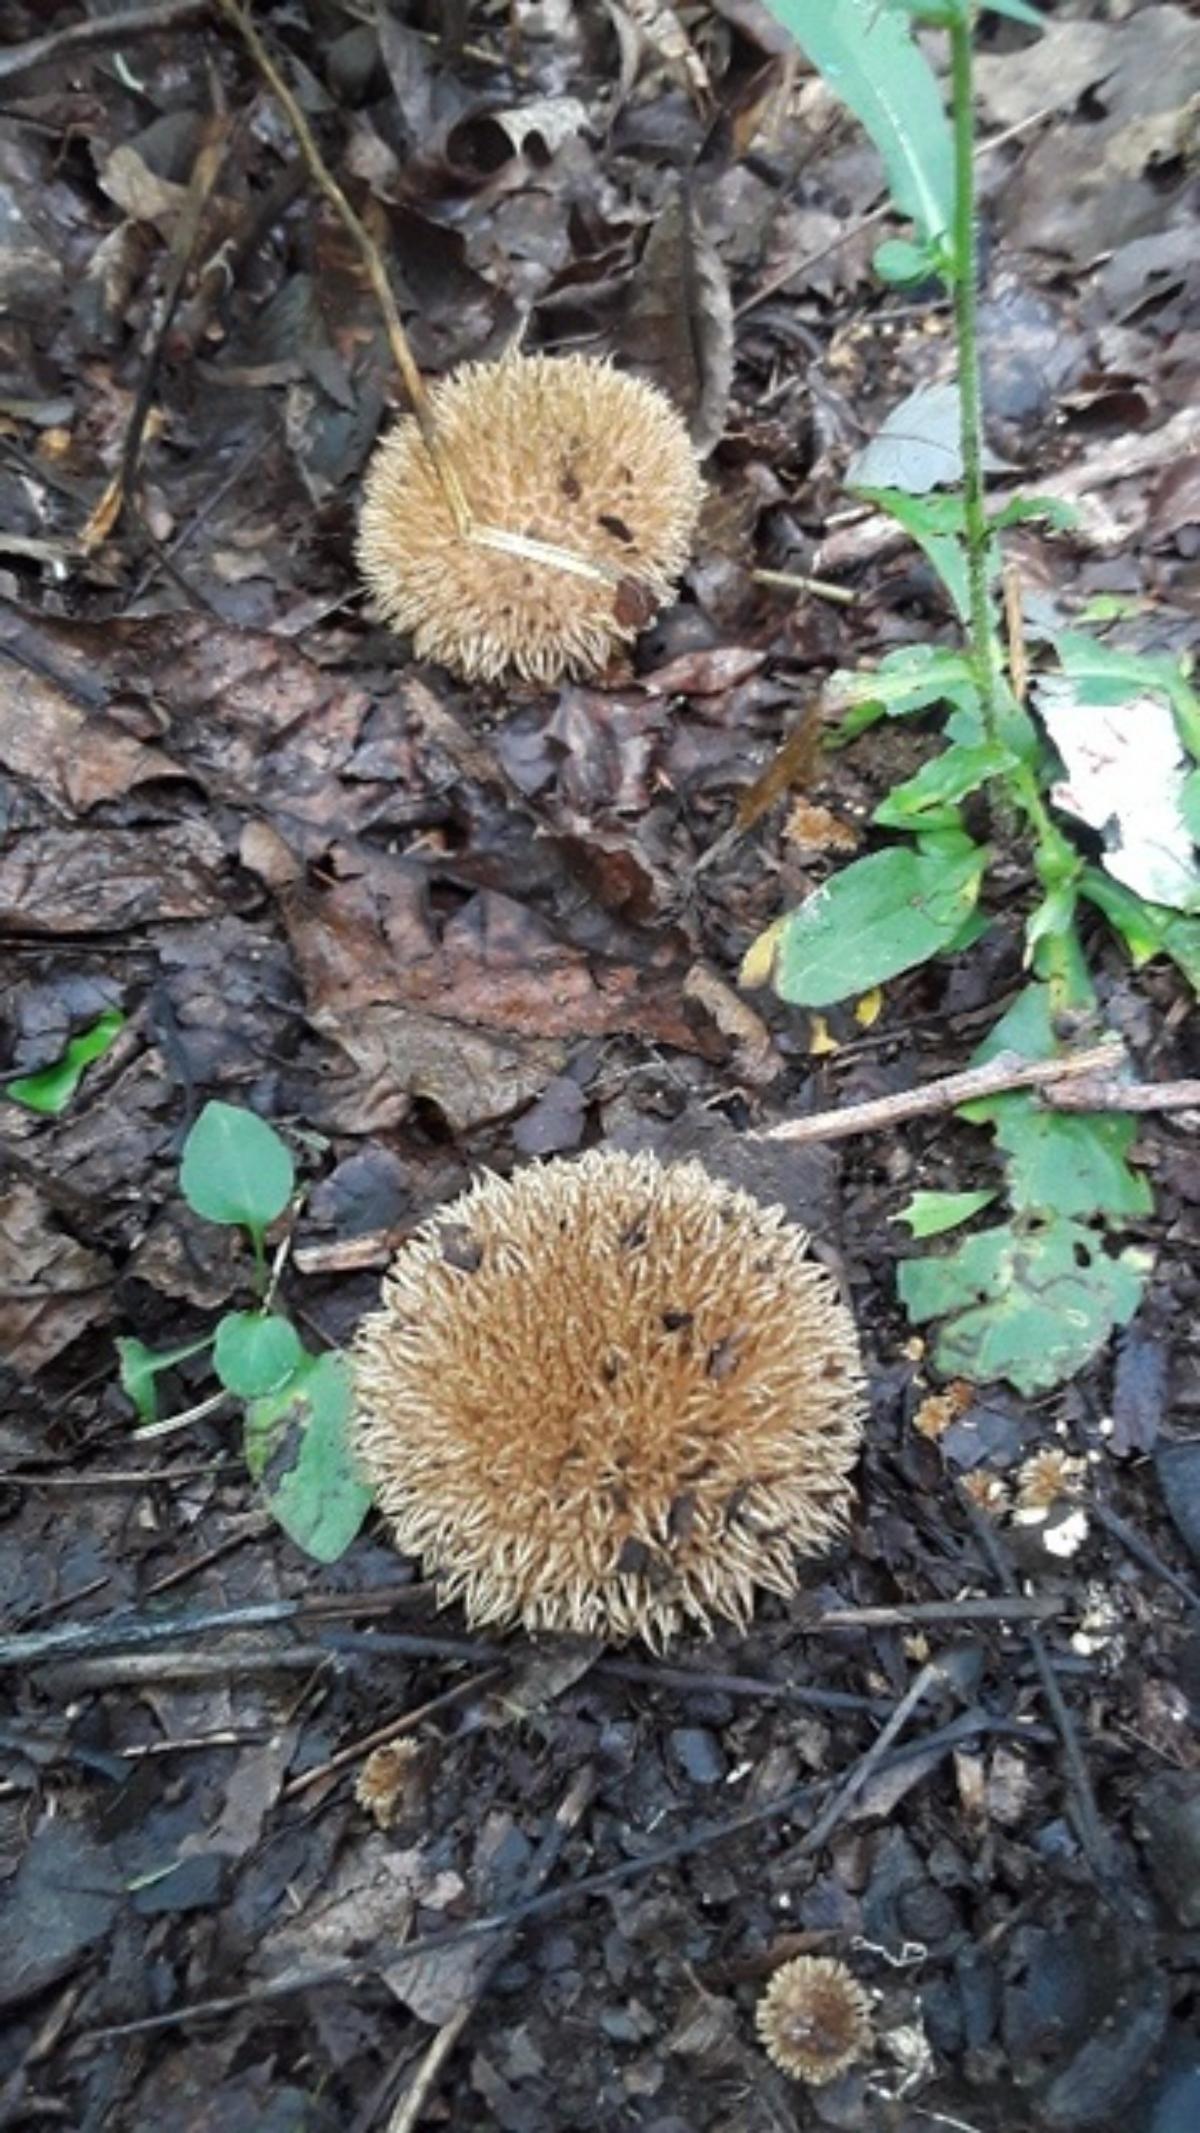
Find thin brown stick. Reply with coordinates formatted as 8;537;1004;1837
0;0;206;82
752;1040;1126;1146
736;105;1054;320
386;1767;595;2133
212;0;468;534
1039;1075;1200;1115
282;1668;507;1800
82;116;231;550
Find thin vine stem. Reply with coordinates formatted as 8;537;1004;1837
948;5;1000;740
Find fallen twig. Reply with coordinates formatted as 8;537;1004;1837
1039;1074;1200;1115
961;1491;1114;1892
752;1041;1125;1146
0;0;207;81
386;1766;595;2133
2;1589;1059;1674
211;0;469;532
69;1705;985;2054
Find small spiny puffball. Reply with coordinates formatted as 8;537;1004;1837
351;1150;864;1646
755;1956;874;2085
356;353;704;683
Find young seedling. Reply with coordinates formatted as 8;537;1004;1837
751;1;1198;1393
118;1100;370;1562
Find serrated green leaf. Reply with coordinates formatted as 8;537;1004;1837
117;1334;212;1425
7;1009;125;1115
852;487;973;619
899;1215;1149;1394
1080;870;1200;991
831;644;979;739
874;740;1016;829
1049;631;1200;754
180;1101;294;1235
245;1353;371;1564
762;1;954;258
214;1312;304;1400
897;1188;997;1238
765;841;987;1007
990;494;1079;535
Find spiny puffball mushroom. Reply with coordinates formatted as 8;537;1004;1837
356;353;704;684
755;1956;874;2086
351;1149;864;1646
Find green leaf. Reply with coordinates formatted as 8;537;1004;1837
979;0;1044;24
762;0;954;259
990;494;1079;535
764;841;987;1007
245;1352;371;1564
214;1312;305;1400
990;1099;1152;1220
180;1101;295;1235
1080;870;1200;991
873;237;939;285
830;644;978;738
897;1188;997;1238
852;487;973;619
874;740;1017;830
7;1009;125;1115
117;1334;212;1425
1049;630;1200;755
898;1215;1150;1395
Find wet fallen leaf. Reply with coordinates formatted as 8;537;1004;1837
0;1182;113;1374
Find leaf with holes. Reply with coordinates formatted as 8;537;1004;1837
245;1352;371;1564
897;1189;997;1239
899;1215;1150;1395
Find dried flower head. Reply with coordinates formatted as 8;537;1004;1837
1015;1448;1085;1517
352;1150;864;1645
960;1469;1010;1517
357;353;704;683
755;1956;873;2086
354;1738;425;1830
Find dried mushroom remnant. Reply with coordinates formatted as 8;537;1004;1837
352;1149;864;1646
755;1956;873;2086
357;353;703;683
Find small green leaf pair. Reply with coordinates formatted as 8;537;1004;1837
117;1100;371;1563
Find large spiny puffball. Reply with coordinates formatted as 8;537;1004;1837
351;1149;864;1647
356;354;704;684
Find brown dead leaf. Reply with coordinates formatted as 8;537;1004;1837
736;719;821;833
0;660;180;812
311;1003;565;1137
682;962;781;1086
0;1183;113;1374
616;179;733;457
0;824;226;935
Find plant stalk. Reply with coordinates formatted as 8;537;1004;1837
948;6;999;739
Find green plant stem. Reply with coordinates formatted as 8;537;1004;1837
948;7;999;740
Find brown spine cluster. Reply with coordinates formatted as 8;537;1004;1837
352;1150;864;1646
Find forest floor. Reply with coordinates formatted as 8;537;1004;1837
1;3;1199;2130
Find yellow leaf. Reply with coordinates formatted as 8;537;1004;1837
855;986;884;1028
739;916;783;990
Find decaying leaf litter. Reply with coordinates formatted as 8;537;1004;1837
1;1;1199;2129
